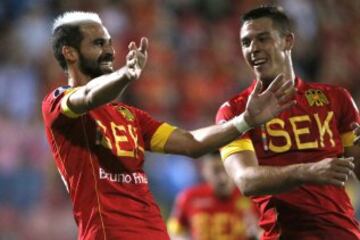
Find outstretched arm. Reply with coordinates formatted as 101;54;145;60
66;37;148;114
164;74;296;158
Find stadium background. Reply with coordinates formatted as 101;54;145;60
0;0;359;239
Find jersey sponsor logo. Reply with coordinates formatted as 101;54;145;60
117;106;135;121
99;167;148;184
264;111;335;153
305;89;329;107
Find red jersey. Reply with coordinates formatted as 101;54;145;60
216;78;360;240
42;86;176;240
167;183;259;240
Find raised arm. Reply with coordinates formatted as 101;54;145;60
164;74;296;158
67;37;148;114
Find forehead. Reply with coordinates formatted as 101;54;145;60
240;17;276;39
80;22;111;40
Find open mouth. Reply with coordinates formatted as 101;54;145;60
100;61;113;67
252;58;267;67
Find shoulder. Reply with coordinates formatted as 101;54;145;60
43;86;71;102
216;87;251;123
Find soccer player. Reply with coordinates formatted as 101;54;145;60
167;152;261;240
216;6;360;240
42;11;295;240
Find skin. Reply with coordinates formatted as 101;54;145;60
60;20;297;159
223;17;357;197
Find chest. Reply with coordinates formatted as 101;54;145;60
91;105;145;164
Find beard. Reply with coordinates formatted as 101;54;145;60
78;52;114;78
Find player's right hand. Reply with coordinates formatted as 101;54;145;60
303;157;355;187
126;37;148;80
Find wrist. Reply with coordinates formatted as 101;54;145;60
230;113;252;133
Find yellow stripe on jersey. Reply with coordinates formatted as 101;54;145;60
151;123;177;152
220;138;254;160
341;131;355;147
167;218;186;235
60;88;82;118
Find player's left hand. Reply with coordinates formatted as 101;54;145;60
126;37;148;80
244;74;296;126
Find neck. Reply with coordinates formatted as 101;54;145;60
66;67;91;87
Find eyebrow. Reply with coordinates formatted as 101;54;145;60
241;31;270;41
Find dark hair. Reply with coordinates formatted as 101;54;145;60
51;25;84;70
241;6;293;35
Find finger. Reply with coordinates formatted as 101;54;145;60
327;179;345;188
127;58;137;67
274;80;294;98
128;41;137;50
278;88;296;105
273;100;296;115
333;158;355;170
139;37;149;53
250;80;263;96
331;172;349;182
266;74;284;93
126;50;136;61
354;136;360;145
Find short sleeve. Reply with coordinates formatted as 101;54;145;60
336;88;360;147
216;100;255;160
42;86;80;128
131;107;176;151
167;191;190;235
337;88;360;133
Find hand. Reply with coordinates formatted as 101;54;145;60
302;157;355;187
244;74;296;126
351;122;360;145
126;37;148;80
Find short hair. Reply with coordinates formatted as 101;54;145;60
241;6;293;35
51;11;102;70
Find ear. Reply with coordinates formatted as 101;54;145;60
284;33;294;51
62;46;78;64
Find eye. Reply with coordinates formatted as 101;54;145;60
258;35;269;42
94;39;105;47
241;39;250;47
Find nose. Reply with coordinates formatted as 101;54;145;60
103;42;115;56
249;40;259;53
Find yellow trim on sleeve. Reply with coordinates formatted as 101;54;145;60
220;138;254;160
341;131;355;147
167;217;186;235
60;88;82;118
150;123;177;152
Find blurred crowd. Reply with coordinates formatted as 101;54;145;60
0;0;359;239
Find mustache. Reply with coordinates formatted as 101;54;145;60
98;53;114;62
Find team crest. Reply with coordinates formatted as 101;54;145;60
118;106;135;121
305;89;329;107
